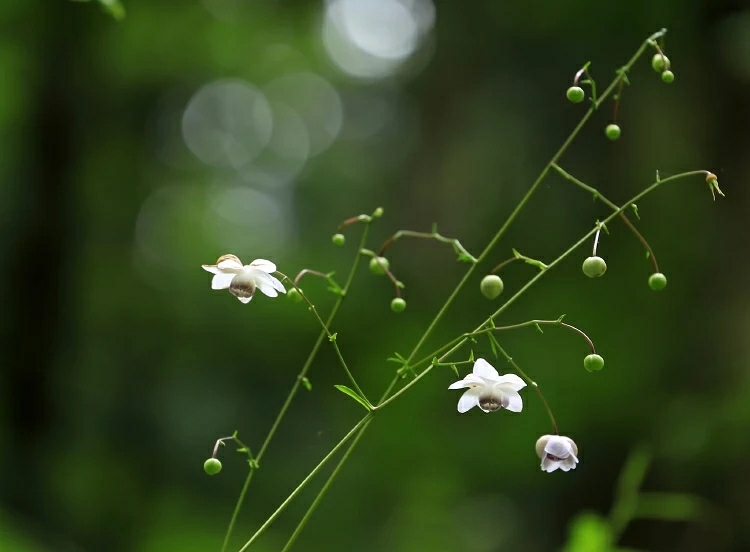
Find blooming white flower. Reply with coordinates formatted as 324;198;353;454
202;254;286;303
535;434;579;473
448;358;527;413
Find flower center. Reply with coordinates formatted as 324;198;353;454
479;394;508;412
230;277;256;299
545;454;563;461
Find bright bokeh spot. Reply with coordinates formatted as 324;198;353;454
181;79;273;168
323;0;435;79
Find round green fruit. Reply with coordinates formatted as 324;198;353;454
651;53;670;73
390;298;406;313
648;272;667;291
661;70;674;83
369;256;390;275
480;274;504;300
332;233;345;246
582;256;607;278
204;458;223;475
566;86;585;103
605;124;621;141
584;354;605;372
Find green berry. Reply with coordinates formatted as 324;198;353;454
204;458;222;475
661;70;674;83
584;354;605;372
287;288;303;303
582;256;607;278
605;124;621;141
651;53;670;73
372;207;384;219
648;272;667;291
369;256;390;275
479;274;504;300
566;86;585;103
390;297;406;313
332;233;345;246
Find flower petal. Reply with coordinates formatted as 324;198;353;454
457;389;481;413
494;373;527;391
472;358;499;380
501;389;523;412
541;457;560;472
217;256;243;271
249;259;277;273
545;437;573;459
202;265;221;274
253;272;285;297
211;273;236;290
236;295;253;304
448;373;484;389
267;274;286;293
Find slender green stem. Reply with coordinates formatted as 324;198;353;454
237;415;373;552
495;344;558;434
376;170;708;411
377;31;665;405
469;319;596;354
279;418;374;552
276;272;371;406
221;225;371;552
551;162;660;272
378;229;478;263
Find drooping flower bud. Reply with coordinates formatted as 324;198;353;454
204;458;222;475
582;256;607;278
480;275;504;299
369;256;390;275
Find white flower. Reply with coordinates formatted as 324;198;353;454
448;358;527;413
202;254;286;303
535;434;579;473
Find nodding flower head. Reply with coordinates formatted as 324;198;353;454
448;358;526;414
535;434;579;473
202;255;286;304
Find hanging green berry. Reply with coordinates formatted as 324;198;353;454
648;272;667;290
480;275;504;299
605;124;621;141
583;354;605;372
661;70;674;83
582;256;607;278
287;288;303;303
204;458;222;475
390;298;406;313
566;86;585;103
369;256;390;275
332;233;345;246
651;53;670;73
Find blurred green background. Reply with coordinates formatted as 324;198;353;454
1;0;749;551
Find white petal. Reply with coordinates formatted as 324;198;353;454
494;373;527;391
202;265;221;274
211;273;236;290
217;257;243;271
448;373;484;390
541;457;560;472
457;389;481;413
253;272;282;297
472;358;499;379
267;274;287;293
501;389;524;412
249;259;276;273
545;437;573;459
236;295;253;304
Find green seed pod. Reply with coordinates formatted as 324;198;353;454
661;70;674;83
369;256;390;275
390;297;406;313
372;207;384;219
332;233;346;246
605;124;621;141
480;274;504;300
582;256;607;278
584;354;605;372
287;288;304;303
651;53;670;73
566;86;585;103
204;458;222;475
648;272;667;291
